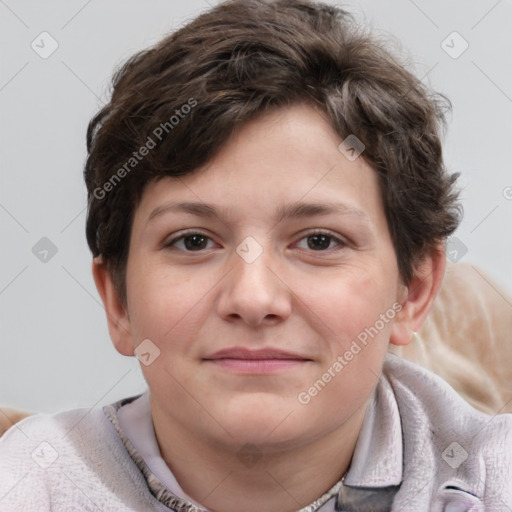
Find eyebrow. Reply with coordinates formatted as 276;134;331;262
146;200;370;226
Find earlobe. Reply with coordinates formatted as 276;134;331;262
389;244;446;347
91;256;135;356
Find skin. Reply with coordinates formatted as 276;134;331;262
93;103;446;512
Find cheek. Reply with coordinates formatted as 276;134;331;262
294;277;394;427
299;270;397;345
127;266;212;404
127;262;215;353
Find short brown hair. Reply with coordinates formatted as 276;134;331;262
84;0;461;306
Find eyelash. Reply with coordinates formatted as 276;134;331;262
163;229;347;253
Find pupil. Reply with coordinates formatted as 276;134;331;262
182;235;332;251
185;235;207;250
308;234;330;250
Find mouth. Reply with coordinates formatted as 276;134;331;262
203;347;312;374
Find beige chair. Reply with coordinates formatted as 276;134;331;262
0;408;31;437
391;262;512;415
1;262;511;436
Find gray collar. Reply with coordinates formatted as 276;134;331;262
334;364;403;511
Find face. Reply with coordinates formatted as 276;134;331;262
121;104;407;451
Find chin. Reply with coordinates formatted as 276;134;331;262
214;401;311;449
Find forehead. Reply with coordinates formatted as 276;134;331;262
133;104;383;228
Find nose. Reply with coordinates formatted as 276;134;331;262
216;242;292;328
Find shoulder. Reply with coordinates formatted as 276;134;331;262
383;352;512;426
382;353;512;451
0;399;156;510
0;407;93;467
0;404;113;456
382;353;512;506
0;408;95;508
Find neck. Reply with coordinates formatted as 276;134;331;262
150;399;367;512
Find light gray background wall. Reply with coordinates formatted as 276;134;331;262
1;0;511;413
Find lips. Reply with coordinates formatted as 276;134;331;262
204;347;311;361
203;347;312;374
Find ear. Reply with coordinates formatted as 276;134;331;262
390;243;446;346
91;256;135;356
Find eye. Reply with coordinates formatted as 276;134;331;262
163;231;217;252
295;230;346;251
163;229;347;253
